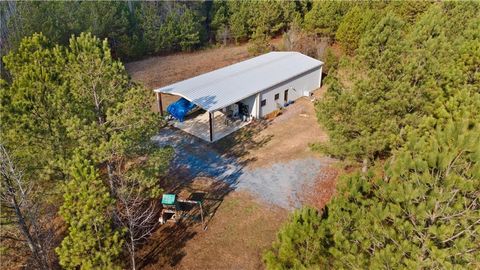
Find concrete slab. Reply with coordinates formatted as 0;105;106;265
173;111;251;142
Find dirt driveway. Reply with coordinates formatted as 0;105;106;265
127;44;334;269
142;97;333;270
153;94;332;209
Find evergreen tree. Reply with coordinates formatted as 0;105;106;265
248;0;296;37
177;8;202;51
335;6;378;54
157;5;202;52
263;207;329;269
1;33;73;181
56;156;123;270
316;3;479;162
385;0;433;23
3;1;210;60
266;121;480;269
283;4;480;267
137;1;163;54
211;0;230;45
2;33;173;268
63;33;129;159
227;1;251;43
303;1;351;39
247;26;271;56
315;13;408;162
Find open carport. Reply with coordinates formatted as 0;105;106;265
154;52;323;142
170;109;251;142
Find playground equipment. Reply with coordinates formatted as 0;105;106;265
159;193;205;229
159;194;178;224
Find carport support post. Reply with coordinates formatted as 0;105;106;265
209;111;214;142
156;92;164;116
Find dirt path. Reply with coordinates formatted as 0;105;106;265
127;44;334;270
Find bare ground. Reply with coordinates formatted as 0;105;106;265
3;42;337;270
243;96;329;169
126;44;253;110
126;43;336;270
137;178;287;270
126;45;252;90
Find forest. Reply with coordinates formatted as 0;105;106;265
1;1;479;269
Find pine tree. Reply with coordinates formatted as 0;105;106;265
272;4;480;268
247;26;271;56
227;1;251;43
266;121;480;269
1;33;73;181
2;1;208;60
177;8;202;51
335;6;379;54
211;0;230;45
303;1;351;39
263;207;329;269
385;1;433;23
56;156;123;270
137;1;163;54
248;0;296;37
157;5;202;53
315;3;480;162
3;33;173;268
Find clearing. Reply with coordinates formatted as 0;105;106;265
126;44;334;269
126;43;253;109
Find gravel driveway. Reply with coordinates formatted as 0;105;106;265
154;127;332;209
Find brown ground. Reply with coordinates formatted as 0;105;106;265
137;178;287;270
212;85;329;169
4;41;337;270
125;42;334;270
244;95;328;169
126;44;252;110
126;45;251;90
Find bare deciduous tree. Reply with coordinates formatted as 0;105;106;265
0;145;52;270
115;175;159;270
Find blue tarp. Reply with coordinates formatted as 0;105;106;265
167;98;196;122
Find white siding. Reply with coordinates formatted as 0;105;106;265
238;94;259;118
155;52;323;112
259;67;321;117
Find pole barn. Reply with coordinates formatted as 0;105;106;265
154;52;324;142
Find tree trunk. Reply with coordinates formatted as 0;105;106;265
106;162;116;197
2;146;50;269
362;157;368;174
130;235;136;270
11;196;49;270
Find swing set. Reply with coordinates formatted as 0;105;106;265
159;193;206;229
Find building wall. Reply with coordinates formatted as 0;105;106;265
259;66;322;118
239;94;259;118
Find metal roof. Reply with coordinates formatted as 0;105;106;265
153;52;323;112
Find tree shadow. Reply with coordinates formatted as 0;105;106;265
137;180;234;269
141;122;272;268
136;222;197;269
212;120;273;159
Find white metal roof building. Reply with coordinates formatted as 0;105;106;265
154;52;323;142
